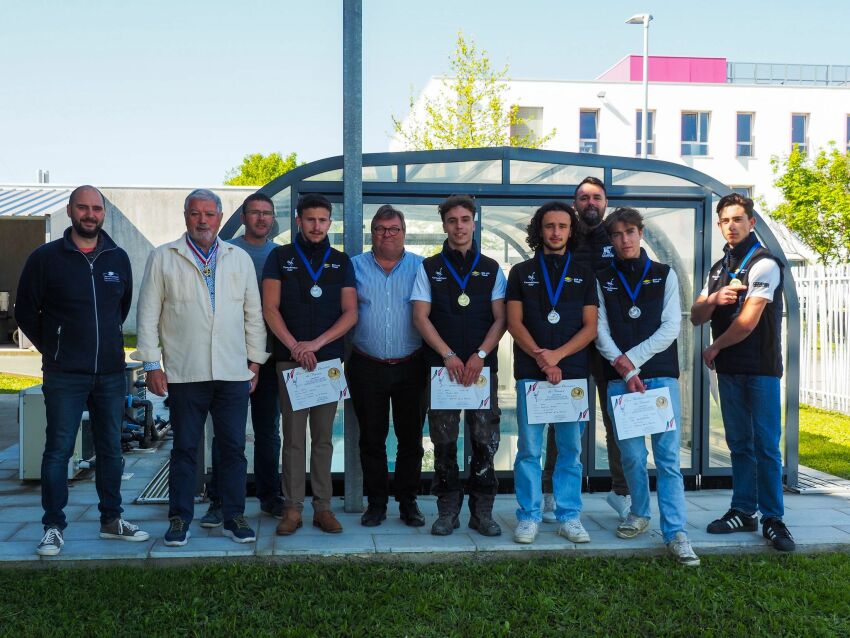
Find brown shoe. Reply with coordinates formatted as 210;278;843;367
275;508;302;536
313;510;343;534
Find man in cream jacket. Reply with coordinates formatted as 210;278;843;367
133;188;269;546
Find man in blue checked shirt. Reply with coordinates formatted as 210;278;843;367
349;205;427;528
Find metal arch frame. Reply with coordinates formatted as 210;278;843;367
220;146;800;489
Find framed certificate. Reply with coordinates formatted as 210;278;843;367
429;366;491;410
282;358;350;411
610;387;676;440
523;379;590;424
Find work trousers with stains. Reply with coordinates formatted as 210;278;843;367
427;372;501;505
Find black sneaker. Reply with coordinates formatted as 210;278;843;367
222;515;256;543
763;517;796;552
164;517;190;546
706;508;758;534
360;504;387;527
260;498;285;520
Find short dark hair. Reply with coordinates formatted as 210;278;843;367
241;192;275;215
526;201;579;253
716;193;755;219
371;204;406;233
296;193;332;217
574;176;607;199
604;207;644;234
437;194;475;221
69;185;105;208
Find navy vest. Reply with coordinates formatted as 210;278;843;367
573;222;614;273
596;251;679;381
510;253;595;381
706;233;784;377
422;242;500;371
269;235;351;362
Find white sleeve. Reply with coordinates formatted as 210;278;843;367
744;259;781;301
698;271;710;298
409;264;432;303
491;268;507;301
593;281;623;363
624;269;682;369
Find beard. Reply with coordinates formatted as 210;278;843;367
189;227;217;247
71;217;103;239
578;205;602;228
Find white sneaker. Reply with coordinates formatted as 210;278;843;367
667;531;700;567
513;520;539;544
558;519;591;543
36;527;64;556
616;512;650;539
542;493;557;523
606;492;631;522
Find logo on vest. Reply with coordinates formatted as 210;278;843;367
102;271;120;283
431;267;447;282
323;263;341;269
282;258;298;272
602;278;618;292
601;246;614;258
524;272;539;287
471;270;491;277
565;276;583;284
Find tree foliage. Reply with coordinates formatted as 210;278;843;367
766;145;850;265
224;152;301;186
392;32;555;150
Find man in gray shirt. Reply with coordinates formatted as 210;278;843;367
201;193;283;527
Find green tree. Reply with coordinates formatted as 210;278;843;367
224;152;301;186
392;32;555;150
765;145;850;265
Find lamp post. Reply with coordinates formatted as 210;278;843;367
626;13;653;159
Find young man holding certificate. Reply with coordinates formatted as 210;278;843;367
411;194;507;537
506;202;598;545
595;208;700;566
262;193;358;535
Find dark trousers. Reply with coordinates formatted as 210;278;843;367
428;372;501;503
208;360;281;507
168;380;249;523
348;351;427;505
543;350;628;495
41;370;126;530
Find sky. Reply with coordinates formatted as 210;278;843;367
1;0;848;186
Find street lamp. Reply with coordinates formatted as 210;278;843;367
626;13;653;159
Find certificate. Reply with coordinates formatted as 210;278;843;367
523;379;590;424
429;366;491;410
282;358;350;411
611;387;676;440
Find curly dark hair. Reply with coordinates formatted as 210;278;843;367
525;201;579;253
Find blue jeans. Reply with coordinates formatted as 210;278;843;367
608;377;687;543
41;370;126;530
208;360;281;508
718;373;784;520
168;381;250;523
514;379;584;523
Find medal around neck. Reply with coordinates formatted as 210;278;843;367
614;258;651;321
310;284;323;298
724;242;761;287
293;240;332;302
547;310;560;324
539;251;571;327
457;293;470;307
729;278;743;287
440;251;481;311
628;305;642;319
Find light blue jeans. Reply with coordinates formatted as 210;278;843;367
514;380;584;523
608;377;687;543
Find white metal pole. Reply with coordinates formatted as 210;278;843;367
641;17;650;159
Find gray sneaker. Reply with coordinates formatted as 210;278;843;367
558;519;591;543
36;527;64;556
667;531;700;566
542;493;557;523
200;503;223;528
99;518;150;542
616;513;650;539
513;520;539;544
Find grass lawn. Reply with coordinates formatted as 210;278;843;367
0;555;848;636
0;372;41;394
799;405;850;479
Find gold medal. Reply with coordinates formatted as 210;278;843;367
656;396;668;408
475;375;487;387
202;266;211;277
571;387;585;399
328;368;340;380
729;278;743;287
457;293;470;307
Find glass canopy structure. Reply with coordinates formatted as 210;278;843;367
221;146;800;492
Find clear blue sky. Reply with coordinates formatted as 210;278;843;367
1;0;847;185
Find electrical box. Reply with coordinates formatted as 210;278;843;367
18;385;86;481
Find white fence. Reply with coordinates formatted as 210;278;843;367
794;264;850;414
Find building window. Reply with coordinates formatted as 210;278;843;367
736;112;754;157
791;113;809;155
846;115;849;153
635;110;656;156
511;106;544;145
579;109;599;153
681;111;710;156
731;186;753;199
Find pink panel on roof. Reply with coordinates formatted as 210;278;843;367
598;56;727;83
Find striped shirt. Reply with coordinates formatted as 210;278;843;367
351;250;424;360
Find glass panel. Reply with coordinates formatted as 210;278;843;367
406;160;502;183
302;166;398;182
579;110;598;154
681;113;697;142
304;168;343;181
592;206;697;472
611;169;698;188
636;110;655;156
270;187;292;245
736;113;753;157
846;115;850;152
791;114;808;154
681;112;709;155
510;161;603;185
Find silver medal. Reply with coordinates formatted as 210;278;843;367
310;284;323;298
628;305;641;319
547;310;560;324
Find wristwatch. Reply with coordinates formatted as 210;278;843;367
477;349;487;360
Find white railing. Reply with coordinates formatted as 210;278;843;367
794;264;850;414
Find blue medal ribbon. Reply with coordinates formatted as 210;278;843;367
724;242;761;281
440;250;481;295
185;236;218;275
293;239;332;287
539;251;571;311
614;258;652;309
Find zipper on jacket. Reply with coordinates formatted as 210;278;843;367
54;326;62;361
75;246;115;375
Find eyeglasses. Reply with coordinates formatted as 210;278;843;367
372;226;402;236
245;210;274;218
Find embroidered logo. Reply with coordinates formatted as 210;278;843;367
752;281;769;288
602;278;618;292
524;272;539;287
431;267;447;282
601;246;614;258
567;277;583;284
102;271;120;283
282;257;298;272
323;263;341;269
